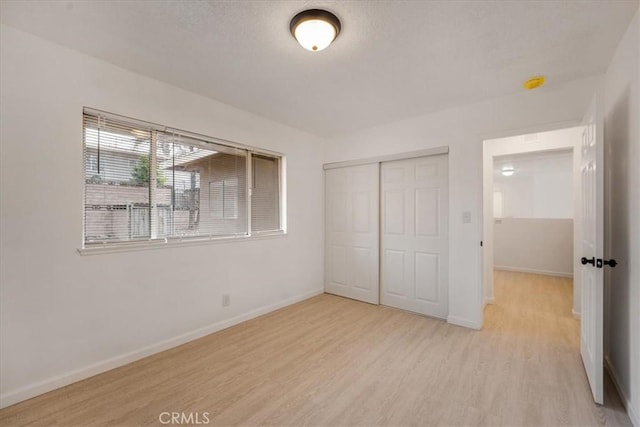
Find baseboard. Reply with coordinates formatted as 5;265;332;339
572;309;581;319
605;356;639;426
447;315;482;330
494;265;573;278
484;296;495;305
0;288;324;410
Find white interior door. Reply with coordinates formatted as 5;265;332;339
380;155;449;318
325;164;379;304
580;95;604;404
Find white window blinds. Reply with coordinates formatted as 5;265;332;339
83;114;153;242
83;109;283;247
157;132;247;238
251;154;281;232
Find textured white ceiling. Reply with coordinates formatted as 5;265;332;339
1;0;637;137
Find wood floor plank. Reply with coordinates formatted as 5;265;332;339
0;270;633;426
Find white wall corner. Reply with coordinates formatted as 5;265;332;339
605;356;640;427
0;288;324;410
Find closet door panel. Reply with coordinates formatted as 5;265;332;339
381;155;449;318
325;164;379;304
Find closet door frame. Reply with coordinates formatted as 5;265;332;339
324;146;449;309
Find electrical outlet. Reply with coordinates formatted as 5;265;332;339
222;294;230;307
462;211;471;224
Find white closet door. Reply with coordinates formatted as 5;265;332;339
325;164;379;304
381;155;449;318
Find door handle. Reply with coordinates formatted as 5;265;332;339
581;257;595;266
598;258;618;268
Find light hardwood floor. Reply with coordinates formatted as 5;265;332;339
0;270;632;426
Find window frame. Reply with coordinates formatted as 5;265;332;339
250;153;284;234
80;107;286;255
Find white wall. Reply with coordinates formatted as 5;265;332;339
533;172;572;218
603;8;640;426
0;25;325;408
325;73;600;329
494;151;573;218
494;218;573;277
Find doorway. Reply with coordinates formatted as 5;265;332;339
492;148;575;291
483;97;608;406
482;127;583;315
481;117;607;405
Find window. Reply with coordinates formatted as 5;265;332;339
210;178;238;219
83;109;284;248
251;154;281;232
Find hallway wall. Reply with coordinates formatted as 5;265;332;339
494;218;573;277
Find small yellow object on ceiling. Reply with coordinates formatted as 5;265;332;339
524;76;545;90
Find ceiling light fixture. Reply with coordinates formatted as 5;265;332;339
501;166;515;177
290;9;341;52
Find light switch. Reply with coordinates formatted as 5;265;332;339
462;211;471;223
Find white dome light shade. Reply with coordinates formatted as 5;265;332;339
290;9;341;52
294;19;336;51
501;166;515;176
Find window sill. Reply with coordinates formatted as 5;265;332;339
78;231;287;256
